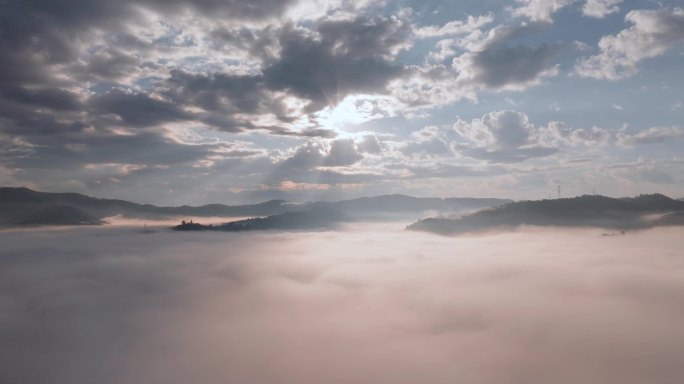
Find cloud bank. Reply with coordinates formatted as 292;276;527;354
1;225;684;383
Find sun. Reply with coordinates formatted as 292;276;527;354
316;94;397;132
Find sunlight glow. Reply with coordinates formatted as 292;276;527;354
316;94;399;132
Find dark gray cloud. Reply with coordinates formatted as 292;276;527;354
209;25;281;62
324;139;363;166
471;42;560;88
1;0;681;200
264;18;408;112
459;146;559;163
159;17;411;132
0;0;413;192
271;139;364;177
0;0;395;140
276;142;326;172
144;0;295;19
0;86;82;112
165;70;266;117
453;24;561;90
90;90;190;127
0;105;87;136
357;134;382;154
83;48;140;81
401;138;452;158
316;16;412;59
3;132;212;170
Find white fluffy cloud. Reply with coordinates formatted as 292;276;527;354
455;110;534;149
539;121;612;147
511;0;625;22
414;14;494;38
575;8;684;80
453;110;559;162
582;0;623;18
510;0;576;23
616;125;684;146
451;110;619;162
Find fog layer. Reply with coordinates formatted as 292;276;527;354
1;225;683;384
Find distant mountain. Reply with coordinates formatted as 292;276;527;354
0;187;150;222
173;207;350;232
328;194;510;219
9;205;104;227
621;193;684;211
0;187;510;228
408;194;684;235
0;187;297;220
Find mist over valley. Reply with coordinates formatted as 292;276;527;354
2;224;684;384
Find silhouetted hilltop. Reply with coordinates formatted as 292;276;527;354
0;187;296;220
0;187;509;228
408;194;684;235
173;208;350;232
622;193;684;211
0;187;146;221
9;205;104;226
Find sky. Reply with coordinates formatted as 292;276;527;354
0;0;683;205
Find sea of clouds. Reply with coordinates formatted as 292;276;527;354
1;224;683;384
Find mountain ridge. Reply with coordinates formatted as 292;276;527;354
408;194;684;235
0;187;510;228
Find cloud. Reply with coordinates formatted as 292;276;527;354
0;0;295;89
264;17;409;112
392;23;563;110
414;14;494;38
276;142;327;172
451;110;619;162
1;0;683;201
540;121;612;147
452;24;562;91
82;48;141;81
388;64;477;108
453;110;559;162
400;138;452;159
399;125;454;159
0;3;417;195
511;0;627;22
458;110;533;148
323;139;363;166
510;0;576;23
0;2;413;138
617;125;684;146
602;160;680;186
2;226;684;384
582;0;623;18
90;89;190;128
0;86;82;112
458;43;560;89
575;8;684;80
357;135;382;154
279;139;365;170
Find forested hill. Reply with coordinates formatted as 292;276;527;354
408;194;684;235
